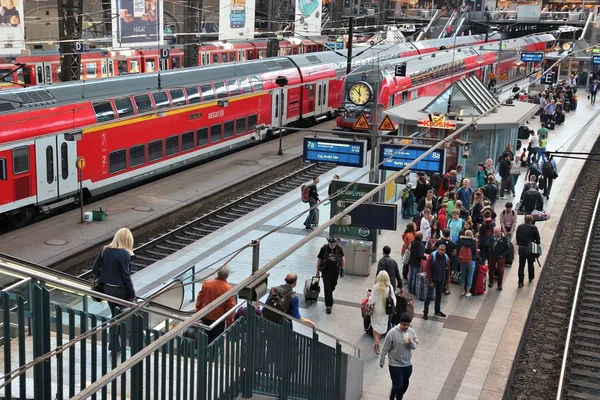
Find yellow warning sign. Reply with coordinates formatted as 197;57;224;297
500;72;509;80
378;115;396;132
488;72;496;80
353;113;371;130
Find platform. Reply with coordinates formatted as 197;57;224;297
0;122;336;267
127;101;600;399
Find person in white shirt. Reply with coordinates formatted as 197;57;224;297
420;209;432;242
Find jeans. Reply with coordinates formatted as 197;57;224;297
488;256;505;287
408;265;420;295
424;279;444;314
389;365;413;399
500;177;511;197
544;177;554;197
591;92;597;105
303;200;317;227
518;246;536;284
529;147;539;164
459;261;476;290
322;268;339;307
103;285;128;351
510;174;519;195
538;147;546;162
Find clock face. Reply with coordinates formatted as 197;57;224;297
348;82;372;105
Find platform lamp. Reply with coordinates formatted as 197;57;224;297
275;76;289;156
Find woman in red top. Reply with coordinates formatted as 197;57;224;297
401;223;416;280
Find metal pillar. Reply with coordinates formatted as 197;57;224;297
251;240;260;273
58;0;83;82
101;0;111;37
183;0;202;67
346;18;354;75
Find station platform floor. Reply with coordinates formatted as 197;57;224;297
128;101;600;400
0;122;336;267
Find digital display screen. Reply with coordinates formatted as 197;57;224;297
593;55;600;65
379;144;445;175
303;138;367;167
521;52;543;63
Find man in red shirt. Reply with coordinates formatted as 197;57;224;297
195;265;236;343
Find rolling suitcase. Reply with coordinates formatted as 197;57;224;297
565;101;571;112
392;289;415;323
505;242;515;267
303;277;320;301
310;208;319;227
546;120;555;130
415;272;429;301
471;264;488;296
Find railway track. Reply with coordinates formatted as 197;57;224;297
508;138;600;399
80;162;333;275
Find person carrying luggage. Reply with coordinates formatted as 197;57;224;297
516;216;541;287
457;230;477;296
407;232;426;295
316;237;345;314
423;245;450;320
369;271;396;355
521;183;544;215
303;176;320;230
263;273;316;328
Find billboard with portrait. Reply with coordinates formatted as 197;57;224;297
112;0;164;48
0;0;25;55
219;0;255;41
295;0;322;37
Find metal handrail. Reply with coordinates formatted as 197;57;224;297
452;13;468;37
439;11;457;39
416;9;441;41
556;190;600;399
0;252;91;286
580;12;593;40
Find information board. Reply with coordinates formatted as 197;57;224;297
303;137;367;167
520;52;544;63
329;181;379;243
593;55;600;65
379;144;446;175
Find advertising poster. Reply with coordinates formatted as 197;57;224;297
218;0;256;41
112;0;164;48
295;0;322;37
0;0;25;55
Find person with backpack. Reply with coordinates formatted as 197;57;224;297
316;237;345;314
540;153;558;199
500;202;518;239
417;190;438;214
476;163;487;189
407;232;426;295
478;211;496;264
369;270;396;355
482;175;499;206
434;228;457;294
457;230;477;296
521;183;544;215
438;170;455;197
195;265;236;343
437;202;448;230
456;179;474;208
263;273;316;328
400;184;415;219
401;223;416;280
488;227;511;291
423;245;450;320
377;246;402;292
498;152;511;200
302;176;320;230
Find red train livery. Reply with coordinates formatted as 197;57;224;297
0;34;505;226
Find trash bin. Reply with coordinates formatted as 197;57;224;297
339;239;372;276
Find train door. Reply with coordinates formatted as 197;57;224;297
315;81;329;115
35;136;79;203
34;63;53;85
238;50;244;61
56;136;78;195
271;88;284;128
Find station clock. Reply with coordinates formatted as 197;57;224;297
348;81;373;106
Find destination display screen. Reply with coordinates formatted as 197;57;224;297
379;144;446;175
303;138;367;167
521;52;544;63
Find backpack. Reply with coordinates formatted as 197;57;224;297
458;244;472;264
263;287;295;324
401;189;409;203
301;185;310;203
542;161;554;177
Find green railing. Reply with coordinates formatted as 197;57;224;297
0;279;345;400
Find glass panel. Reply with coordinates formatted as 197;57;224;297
248;114;257;130
213;54;219;64
134;94;153;113
221;53;228;63
86;63;97;78
182;132;194;151
93;102;115;123
239;77;251;93
214;82;227;99
251;76;263;91
130;60;140;73
224;121;234;138
46;146;54;184
12;146;29;174
210;124;222;142
227;79;240;96
0;158;6;180
148;140;163;162
186;86;201;103
200;84;215;101
118;60;127;75
197;128;209;146
129;145;145;167
109;149;126;174
60;143;68;180
114;97;135;118
146;60;156;72
465;129;491;181
165;135;179;156
169;89;186;107
152;92;170;109
236;117;246;135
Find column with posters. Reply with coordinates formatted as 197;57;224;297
112;0;164;48
0;0;25;55
219;0;256;41
295;0;322;37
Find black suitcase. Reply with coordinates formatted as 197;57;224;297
303;277;320;301
505;242;515;267
540;113;548;123
363;315;373;335
564;101;571;112
556;113;565;125
310;208;319;227
546;121;555;130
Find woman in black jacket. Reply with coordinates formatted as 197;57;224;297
407;232;427;295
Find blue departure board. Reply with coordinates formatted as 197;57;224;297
379;144;446;175
521;52;543;63
303;137;367;167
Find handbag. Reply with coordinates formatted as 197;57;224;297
401;243;412;265
385;287;396;315
531;209;550;221
527;242;542;258
363;302;374;317
90;247;106;302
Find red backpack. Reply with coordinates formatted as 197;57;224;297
458;245;472;264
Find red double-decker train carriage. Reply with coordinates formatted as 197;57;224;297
0;34;506;227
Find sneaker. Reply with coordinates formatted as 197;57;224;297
465;293;472;297
461;290;465;296
422;312;428;320
435;311;447;318
488;283;494;288
497;286;503;291
518;283;524;288
529;278;535;282
326;307;332;314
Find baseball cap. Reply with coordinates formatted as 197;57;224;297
327;236;336;243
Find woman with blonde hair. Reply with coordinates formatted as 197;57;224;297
91;227;136;352
369;270;396;355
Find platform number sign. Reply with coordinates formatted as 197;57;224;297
395;63;407;77
75;42;84;53
541;72;555;85
160;49;170;59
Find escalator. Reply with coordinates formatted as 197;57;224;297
451;12;469;37
432;11;457;39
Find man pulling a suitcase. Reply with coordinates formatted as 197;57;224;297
316;237;345;314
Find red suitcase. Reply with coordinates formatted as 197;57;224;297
471;264;488;296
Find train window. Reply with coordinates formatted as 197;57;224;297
60;143;68;180
152;92;170;109
227;79;240;96
108;61;114;77
118;60;127;75
251;76;263;91
221;53;228;63
210;124;222;142
172;56;181;69
0;69;12;82
130;60;140;73
229;52;236;61
201;84;215;101
236;117;246;135
214;82;227;99
109;149;126;174
0;158;6;180
170;89;186;107
305;46;312;53
129;145;145;168
12;146;29;175
186;86;201;104
165;135;179;156
182;131;194;151
197;128;209;146
134;94;153;113
239;77;252;93
248;114;258;130
93;102;115;123
146;60;156;72
213;54;220;64
224;121;235;139
293;47;299;55
36;66;42;84
148;140;163;162
86;63;97;78
45;146;54;184
114;97;135;118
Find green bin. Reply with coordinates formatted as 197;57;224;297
92;210;107;221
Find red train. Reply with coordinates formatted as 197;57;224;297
0;33;504;227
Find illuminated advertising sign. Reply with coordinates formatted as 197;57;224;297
296;0;322;36
379;144;446;175
0;0;25;55
112;0;164;48
219;0;256;40
416;118;456;129
303;137;367;167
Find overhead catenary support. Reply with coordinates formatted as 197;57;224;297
183;0;202;67
101;0;111;37
58;0;83;82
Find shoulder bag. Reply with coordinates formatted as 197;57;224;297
385;287;396;315
91;247;106;302
527;242;542;258
401;243;412;266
